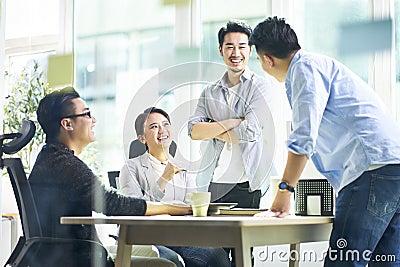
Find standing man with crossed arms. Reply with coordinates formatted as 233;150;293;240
188;19;275;209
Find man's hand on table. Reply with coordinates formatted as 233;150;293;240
254;191;292;218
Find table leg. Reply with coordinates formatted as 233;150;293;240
235;243;253;267
115;225;133;267
289;243;300;267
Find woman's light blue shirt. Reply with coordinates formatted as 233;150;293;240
285;50;400;192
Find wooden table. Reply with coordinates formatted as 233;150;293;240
61;215;333;267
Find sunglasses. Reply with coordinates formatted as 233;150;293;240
64;110;91;119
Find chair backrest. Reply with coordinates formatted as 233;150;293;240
1;119;36;155
109;139;177;189
0;120;41;239
107;171;120;189
128;139;177;159
4;158;43;238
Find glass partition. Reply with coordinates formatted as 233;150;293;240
74;0;274;173
293;0;369;80
74;0;176;172
74;0;398;175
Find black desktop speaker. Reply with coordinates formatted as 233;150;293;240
295;179;334;216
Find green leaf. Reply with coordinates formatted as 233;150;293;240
3;60;53;172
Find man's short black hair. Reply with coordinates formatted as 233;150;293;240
37;86;80;142
218;19;252;47
249;16;301;59
134;107;171;136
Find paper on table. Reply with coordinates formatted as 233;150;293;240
306;195;321;215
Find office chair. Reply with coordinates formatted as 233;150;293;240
107;171;120;189
107;139;177;189
1;120;110;267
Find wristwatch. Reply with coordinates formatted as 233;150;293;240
278;181;295;193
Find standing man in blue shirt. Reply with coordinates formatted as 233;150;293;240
188;19;274;209
250;16;400;266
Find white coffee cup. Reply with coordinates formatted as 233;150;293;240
187;192;211;217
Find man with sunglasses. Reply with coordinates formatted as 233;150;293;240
29;86;190;266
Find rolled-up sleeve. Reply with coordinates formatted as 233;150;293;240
233;82;267;142
188;89;211;135
286;61;330;157
188;71;271;144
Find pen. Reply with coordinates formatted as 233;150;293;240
161;161;186;172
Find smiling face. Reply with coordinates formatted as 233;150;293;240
68;98;96;148
219;32;251;73
140;112;172;154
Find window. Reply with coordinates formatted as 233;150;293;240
293;0;369;80
0;0;67;241
74;0;277;172
73;0;399;174
5;0;59;39
4;0;69;94
292;0;398;121
74;0;176;171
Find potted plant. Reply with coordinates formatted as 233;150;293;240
3;60;102;176
3;61;52;171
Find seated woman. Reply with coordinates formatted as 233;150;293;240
119;107;230;267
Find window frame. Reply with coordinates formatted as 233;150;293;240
3;0;74;79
